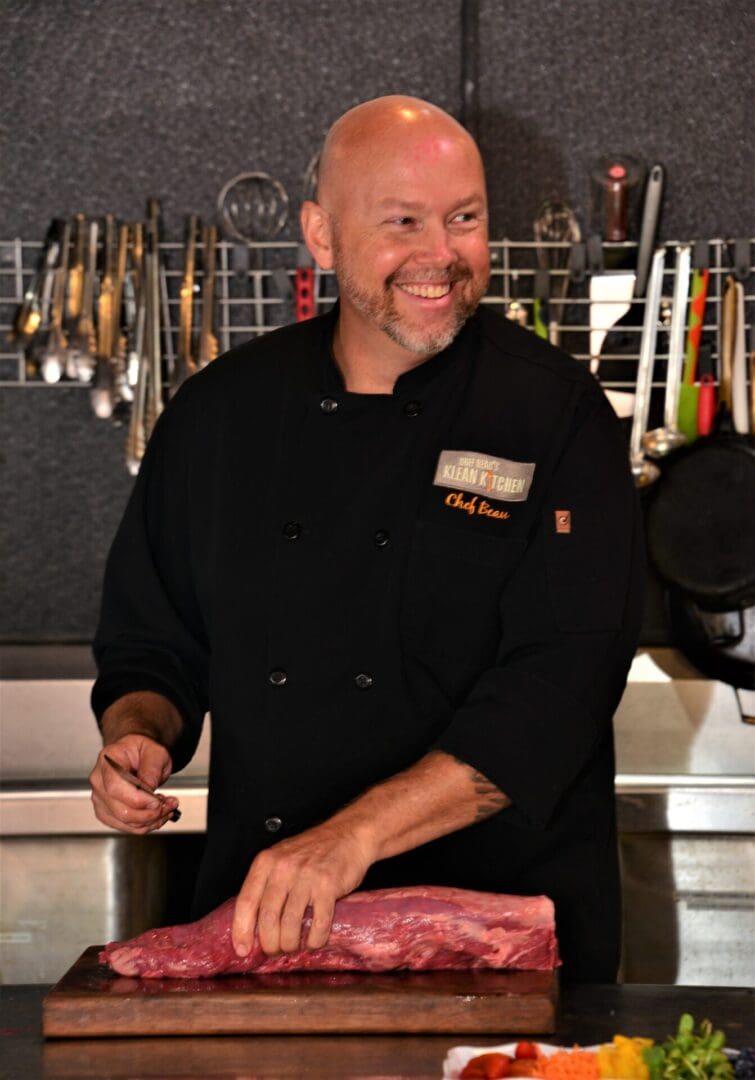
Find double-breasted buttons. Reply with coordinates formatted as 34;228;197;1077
404;400;422;417
282;521;302;540
374;529;390;547
264;816;282;833
320;396;339;414
354;672;374;690
268;669;288;687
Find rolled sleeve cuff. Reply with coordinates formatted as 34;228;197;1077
431;667;599;830
91;662;205;774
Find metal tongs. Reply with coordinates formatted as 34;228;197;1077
104;753;181;822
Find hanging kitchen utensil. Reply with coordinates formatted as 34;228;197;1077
532;268;550;341
589;154;642;243
589;163;665;418
505;269;527;326
170;214;199;395
587;237;635;375
197;223;219;367
39;220;71;384
67;220;98;383
295;255;316;323
646;280;755;611
633;165;664;299
628;247;666;486
125;221;145;391
90;214;117;419
533;198;581;347
731;279;748;433
696;344;716;436
144;199;164;438
217;171;289;335
10;219;62;348
64;213;87;335
677;252;710;443
125;224;148;476
643;244;691;457
109;222;132;424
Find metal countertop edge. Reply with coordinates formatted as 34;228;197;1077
1;778;753;836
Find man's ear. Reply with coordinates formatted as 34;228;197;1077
300;200;335;271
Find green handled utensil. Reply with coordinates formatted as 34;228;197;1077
677;267;709;443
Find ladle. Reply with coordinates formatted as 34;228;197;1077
642;244;691;457
39;220;72;383
629;247;666;487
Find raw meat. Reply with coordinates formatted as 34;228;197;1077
100;886;560;978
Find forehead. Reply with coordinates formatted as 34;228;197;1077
346;130;487;213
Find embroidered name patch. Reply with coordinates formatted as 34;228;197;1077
433;450;535;502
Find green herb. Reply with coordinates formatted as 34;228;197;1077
642;1014;734;1080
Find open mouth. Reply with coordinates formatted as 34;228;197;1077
394;282;454;300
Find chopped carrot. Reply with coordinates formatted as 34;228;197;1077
540;1048;600;1080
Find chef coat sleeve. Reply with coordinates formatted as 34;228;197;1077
431;389;644;829
91;380;209;773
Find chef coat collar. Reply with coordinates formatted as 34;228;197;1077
319;301;478;399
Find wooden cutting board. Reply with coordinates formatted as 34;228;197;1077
43;946;558;1037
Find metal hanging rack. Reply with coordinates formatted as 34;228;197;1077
1;236;752;392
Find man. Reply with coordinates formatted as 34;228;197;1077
89;96;643;981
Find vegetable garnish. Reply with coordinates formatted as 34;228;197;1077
461;1052;512;1079
541;1048;600;1080
642;1014;733;1080
517;1043;540;1060
598;1034;653;1079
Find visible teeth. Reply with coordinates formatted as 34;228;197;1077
397;283;451;299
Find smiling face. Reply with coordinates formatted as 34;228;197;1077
302;99;490;373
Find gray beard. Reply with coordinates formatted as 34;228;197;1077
333;250;481;356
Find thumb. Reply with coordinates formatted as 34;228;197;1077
139;741;173;791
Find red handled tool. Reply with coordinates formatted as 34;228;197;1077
295;265;315;322
697;345;716;436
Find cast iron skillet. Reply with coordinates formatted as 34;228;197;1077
645;326;755;689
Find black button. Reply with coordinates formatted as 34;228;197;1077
268;669;287;687
404;400;422;417
374;529;390;548
264;816;282;833
354;672;374;690
320;396;339;414
282;521;302;541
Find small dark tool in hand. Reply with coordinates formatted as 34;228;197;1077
104;753;181;822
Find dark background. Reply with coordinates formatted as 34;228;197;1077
0;0;752;642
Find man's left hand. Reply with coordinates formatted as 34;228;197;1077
231;820;375;958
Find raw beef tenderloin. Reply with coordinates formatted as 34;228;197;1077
100;885;560;978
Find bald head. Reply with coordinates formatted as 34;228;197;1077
300;94;490;375
316;96;484;212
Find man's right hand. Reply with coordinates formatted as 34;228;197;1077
89;734;179;834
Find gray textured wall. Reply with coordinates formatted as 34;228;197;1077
0;0;752;641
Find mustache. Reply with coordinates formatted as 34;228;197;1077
388;265;473;286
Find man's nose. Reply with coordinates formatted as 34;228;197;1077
415;221;456;264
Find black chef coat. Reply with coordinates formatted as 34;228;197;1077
92;303;643;981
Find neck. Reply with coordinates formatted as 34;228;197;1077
332;309;431;394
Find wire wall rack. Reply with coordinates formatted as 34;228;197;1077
1;236;752;395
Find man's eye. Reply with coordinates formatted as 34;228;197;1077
450;212;478;225
390;217;416;227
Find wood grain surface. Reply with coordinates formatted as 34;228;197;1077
42;946;558;1037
